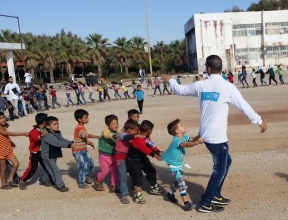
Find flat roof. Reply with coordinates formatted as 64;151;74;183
0;42;25;52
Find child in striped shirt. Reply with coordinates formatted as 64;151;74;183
73;109;100;189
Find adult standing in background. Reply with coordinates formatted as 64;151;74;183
24;71;32;88
266;64;278;86
162;55;267;213
4;76;21;118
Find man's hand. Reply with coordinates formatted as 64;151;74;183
197;138;204;144
161;74;172;83
259;122;267;133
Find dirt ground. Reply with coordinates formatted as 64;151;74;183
1;74;287;220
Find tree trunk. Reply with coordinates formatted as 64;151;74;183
50;69;55;83
125;66;129;74
31;68;35;79
97;64;102;77
120;64;123;72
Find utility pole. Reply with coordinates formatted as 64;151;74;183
144;0;153;75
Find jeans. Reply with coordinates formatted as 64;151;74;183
21;99;28;115
153;85;162;95
26;82;31;88
114;92;121;99
75;93;82;105
123;91;130;99
241;77;249;87
279;75;284;84
73;150;94;185
199;142;232;206
88;92;95;102
80;91;87;104
37;100;44;110
51;97;60;108
117;159;129;197
66;93;74;106
260;78;267;86
98;92;103;102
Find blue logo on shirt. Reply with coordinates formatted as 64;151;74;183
201;92;220;102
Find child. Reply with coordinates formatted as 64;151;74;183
0;112;29;189
119;83;130;99
0;92;9;115
110;83;122;100
251;69;257;87
64;83;75;107
131;80;137;94
276;65;284;84
40;89;49;110
95;114;119;192
86;82;95;103
152;77;162;97
96;83;104;102
162;81;171;95
19;113;51;190
127;120;162;204
48;86;61;109
40;116;74;192
146;73;153;90
22;92;34;114
133;85;144;114
35;88;44;111
162;119;203;211
78;81;87;105
115;119;145;204
4;97;16;121
73;109;100;189
176;76;181;85
72;83;82;105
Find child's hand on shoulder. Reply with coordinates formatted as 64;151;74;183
41;132;48;137
23;132;30;137
71;142;76;148
88;141;95;149
154;154;162;161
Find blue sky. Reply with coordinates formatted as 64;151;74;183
0;0;253;45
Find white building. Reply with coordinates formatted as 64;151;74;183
184;10;288;73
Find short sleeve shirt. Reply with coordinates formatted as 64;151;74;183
161;135;189;167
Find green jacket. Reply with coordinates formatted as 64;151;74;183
266;68;275;77
98;128;118;156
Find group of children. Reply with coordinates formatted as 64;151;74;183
0;107;204;211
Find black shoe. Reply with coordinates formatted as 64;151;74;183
39;178;53;187
57;185;69;192
211;196;231;205
198;203;225;213
184;201;196;211
166;193;178;203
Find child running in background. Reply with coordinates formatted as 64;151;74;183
48;86;61;109
96;83;104;102
40;116;74;192
133;85;144;114
251;69;257;87
73;109;100;189
162;81;171;95
115;119;145;204
110;83;122;100
95;114;119;192
64;83;74;107
86;82;95;103
0;112;29;189
19;113;51;190
127;120;162;204
119;83;130;99
162;119;203;211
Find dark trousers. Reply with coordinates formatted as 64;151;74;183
269;76;278;85
30;98;38;110
200;142;232;206
163;87;170;95
103;89;111;100
252;78;257;86
41;159;64;188
76;93;82;105
137;99;144;113
98;92;103;102
43;97;49;110
20;152;50;182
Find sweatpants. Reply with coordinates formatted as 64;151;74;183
20;152;50;182
97;153;118;186
41;159;65;188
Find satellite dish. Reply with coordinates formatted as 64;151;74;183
280;29;284;34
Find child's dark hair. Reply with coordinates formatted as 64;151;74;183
252;69;255;72
74;109;89;122
64;83;68;86
124;119;139;131
137;84;141;88
78;81;83;85
0;112;4;116
140;120;154;132
128;109;139;118
35;113;48;125
119;83;123;86
45;116;58;125
167;119;180;136
41;90;47;94
105;114;118;125
36;88;39;91
49;86;53;89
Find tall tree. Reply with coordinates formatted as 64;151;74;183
153;41;168;67
23;33;39;78
169;39;187;68
131;36;147;69
86;33;110;77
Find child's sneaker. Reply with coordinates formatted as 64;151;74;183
166;193;178;203
120;196;130;204
184;201;196;211
94;180;105;191
85;176;93;184
134;193;145;204
57;185;69;192
150;184;163;195
19;179;27;190
78;184;89;189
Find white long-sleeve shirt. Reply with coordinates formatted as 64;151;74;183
4;83;21;100
169;74;262;144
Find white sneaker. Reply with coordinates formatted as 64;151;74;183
152;95;155;97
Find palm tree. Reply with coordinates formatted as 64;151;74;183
86;33;110;77
112;37;134;74
154;41;168;67
169;39;187;67
131;36;147;69
0;29;18;42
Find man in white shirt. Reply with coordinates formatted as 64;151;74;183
24;72;32;87
4;76;21;118
162;55;267;213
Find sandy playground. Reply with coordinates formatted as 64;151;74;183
1;75;288;220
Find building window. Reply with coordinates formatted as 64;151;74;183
233;23;262;29
266;46;288;58
265;22;288;27
233;30;247;37
233;23;262;37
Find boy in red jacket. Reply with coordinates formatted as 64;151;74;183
19;113;51;190
127;120;162;204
